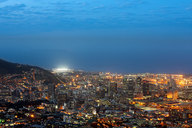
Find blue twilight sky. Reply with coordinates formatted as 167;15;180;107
0;0;192;73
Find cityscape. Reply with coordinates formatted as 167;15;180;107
1;0;192;128
0;59;192;127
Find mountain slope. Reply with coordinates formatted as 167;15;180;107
0;59;59;84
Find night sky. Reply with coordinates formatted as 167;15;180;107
0;0;192;73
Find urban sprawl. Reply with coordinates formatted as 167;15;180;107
0;69;192;127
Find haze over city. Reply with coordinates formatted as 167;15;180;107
1;0;192;73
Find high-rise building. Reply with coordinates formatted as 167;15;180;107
168;78;177;89
127;78;135;99
107;82;118;98
181;86;192;100
167;78;178;100
135;77;143;98
57;93;67;109
143;80;150;96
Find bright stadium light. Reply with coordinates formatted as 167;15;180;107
53;66;71;73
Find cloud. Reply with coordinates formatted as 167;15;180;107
0;4;26;18
0;0;191;35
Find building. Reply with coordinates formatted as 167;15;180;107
57;93;67;109
134;77;143;98
181;86;192;100
48;84;56;101
167;78;178;100
143;80;150;96
0;86;12;102
126;78;135;99
109;82;118;98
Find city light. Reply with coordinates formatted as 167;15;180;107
1;0;192;127
30;114;35;118
53;67;71;73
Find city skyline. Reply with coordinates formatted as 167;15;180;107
1;0;192;127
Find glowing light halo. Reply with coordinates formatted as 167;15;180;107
53;67;71;72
